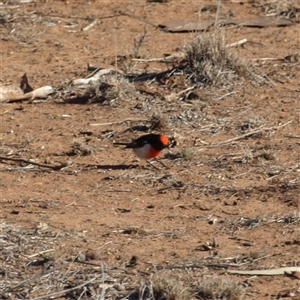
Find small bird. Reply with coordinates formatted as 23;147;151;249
114;133;169;160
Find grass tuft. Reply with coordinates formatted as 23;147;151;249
261;0;300;18
149;112;168;130
150;274;192;300
195;276;245;300
184;30;254;87
68;139;93;156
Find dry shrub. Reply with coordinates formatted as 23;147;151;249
184;30;253;87
150;274;192;300
261;0;300;18
195;276;245;300
67;138;93;156
121;226;149;235
168;148;195;161
149;112;169;130
88;75;137;105
106;75;137;103
284;50;300;63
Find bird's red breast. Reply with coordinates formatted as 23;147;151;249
146;145;162;159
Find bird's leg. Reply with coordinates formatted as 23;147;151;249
156;158;169;169
146;160;160;170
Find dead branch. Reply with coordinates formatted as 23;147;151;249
31;278;98;300
131;52;184;62
72;68;121;86
228;266;300;276
0;156;70;170
89;118;147;126
1;264;70;296
82;18;99;31
212;120;293;146
25;249;55;259
1;84;55;103
226;38;247;48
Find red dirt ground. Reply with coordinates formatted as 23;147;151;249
1;1;299;299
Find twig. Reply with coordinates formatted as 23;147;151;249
226;38;247;48
72;68;117;86
252;57;284;61
212;120;292;146
31;278;97;300
177;85;196;96
263;74;276;86
228;266;300;276
220;208;239;215
1;86;55;103
284;135;300;139
163;254;273;271
1;264;70;296
116;10;158;28
26;249;55;259
217;91;236;100
97;241;114;250
131;54;183;62
0;155;69;170
163;263;244;270
89;119;147;126
82;18;99;31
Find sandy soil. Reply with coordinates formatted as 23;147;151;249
1;1;299;299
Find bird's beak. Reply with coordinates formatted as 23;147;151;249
168;137;177;148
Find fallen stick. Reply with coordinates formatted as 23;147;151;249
0;156;70;170
72;68;120;86
0;264;70;296
82;18;99;31
252;57;284;61
1;86;55;103
131;54;184;62
0;74;55;103
226;38;247;48
212;120;292;146
30;278;98;300
26;249;55;259
89;118;147;126
228;266;300;276
284;135;300;139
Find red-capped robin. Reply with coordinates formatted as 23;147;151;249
114;133;169;160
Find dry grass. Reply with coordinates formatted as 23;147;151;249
0;223;134;299
75;75;137;105
121;26;149;74
132;25;148;59
284;50;300;63
183;30;254;87
1;2;299;300
120;225;149;235
138;274;192;300
1;222;248;300
107;75;138;104
195;276;245;300
149;112;169;131
261;0;300;18
225;210;300;230
151;275;191;300
67;138;93;156
167;147;195;162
